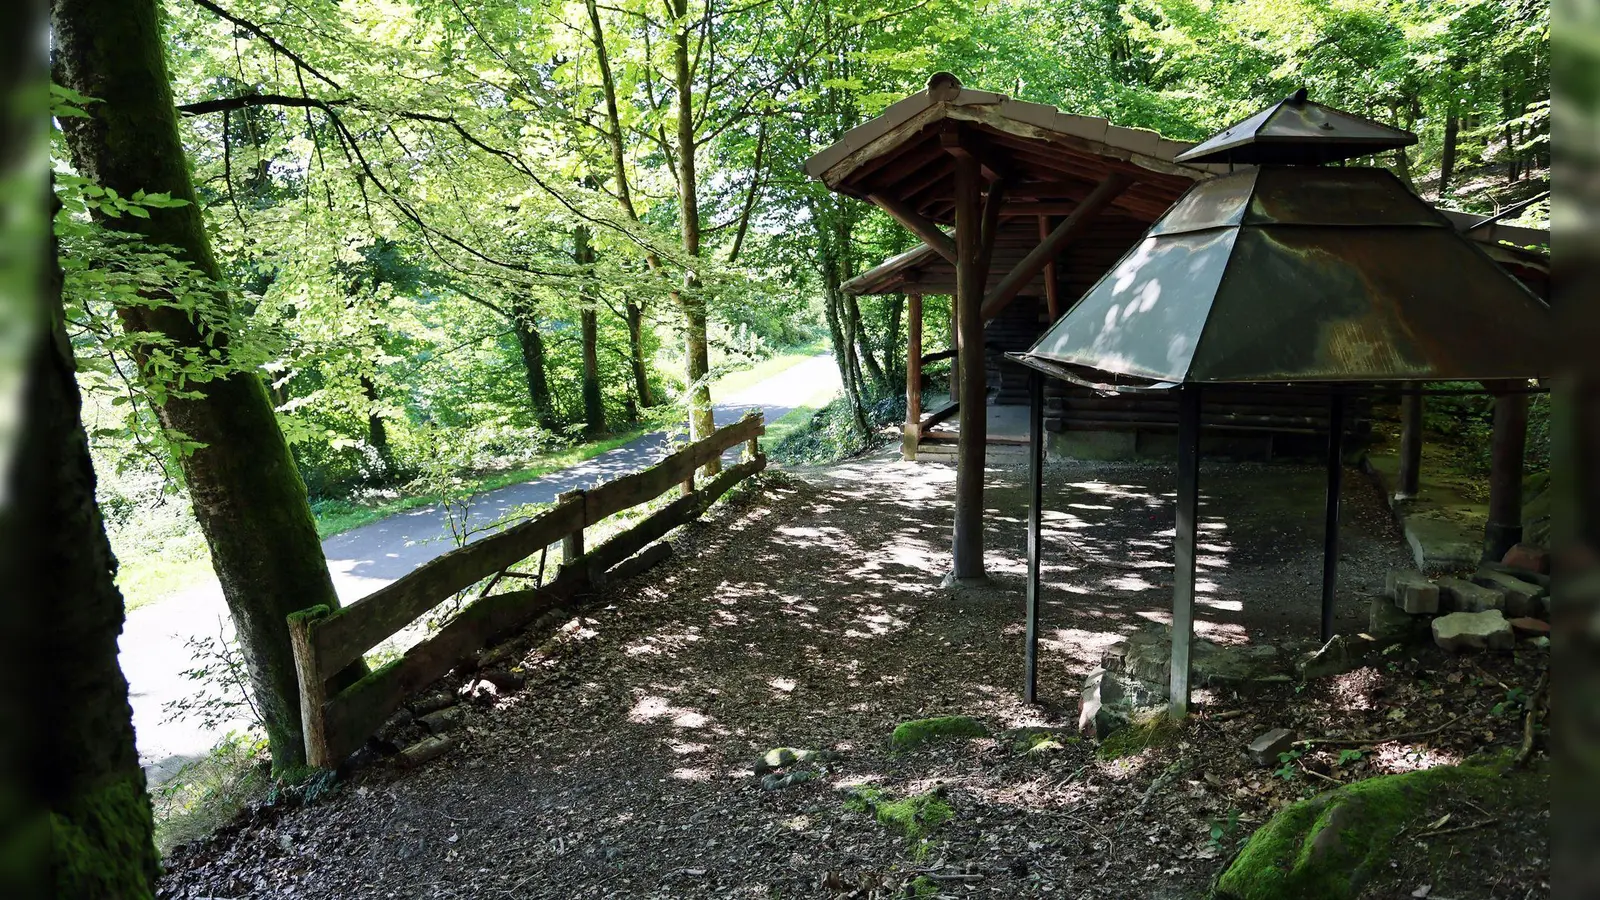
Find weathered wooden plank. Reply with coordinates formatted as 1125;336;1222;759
288;605;335;768
320;573;585;764
314;453;767;765
583;414;763;524
918;400;960;434
586;455;765;579
311;496;584;677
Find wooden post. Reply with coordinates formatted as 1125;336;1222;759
559;489;586;563
949;142;988;583
287;606;333;768
904;292;923;461
745;435;760;463
1024;369;1044;703
1169;385;1201;719
1396;390;1423;500
1039;215;1062;321
1485;386;1528;562
1321;393;1345;645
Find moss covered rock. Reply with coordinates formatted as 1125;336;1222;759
844;787;953;841
1215;760;1509;900
889;715;988;750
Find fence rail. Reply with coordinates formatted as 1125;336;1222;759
288;412;766;768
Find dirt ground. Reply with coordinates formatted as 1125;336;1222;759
158;452;1549;899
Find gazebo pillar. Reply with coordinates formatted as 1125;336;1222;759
1169;386;1202;718
1321;394;1346;643
948;139;989;582
1396;391;1423;500
903;292;923;461
1024;369;1044;703
1485;384;1529;561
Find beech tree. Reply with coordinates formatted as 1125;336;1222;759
52;0;361;772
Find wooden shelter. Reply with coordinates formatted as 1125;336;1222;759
805;73;1219;582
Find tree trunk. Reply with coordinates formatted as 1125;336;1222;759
574;226;606;436
7;124;161;896
1439;96;1460;199
53;0;361;771
586;0;656;409
671;0;718;475
509;297;557;431
884;293;905;385
359;374;394;478
625;298;652;408
848;293;888;394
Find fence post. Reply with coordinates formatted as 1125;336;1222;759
287;605;333;768
558;489;586;565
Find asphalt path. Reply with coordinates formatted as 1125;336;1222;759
119;354;839;783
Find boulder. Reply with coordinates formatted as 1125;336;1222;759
1216;760;1542;900
1078;669;1131;739
1248;728;1296;766
1432;610;1514;652
1437;577;1503;613
1473;570;1546;618
1501;543;1550;575
1383;569;1439;614
759;771;816;791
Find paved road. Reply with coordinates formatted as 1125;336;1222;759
120;354;839;784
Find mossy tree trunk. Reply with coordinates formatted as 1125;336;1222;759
670;0;719;476
508;295;557;431
52;0;360;772
574;225;606;436
6;161;161;892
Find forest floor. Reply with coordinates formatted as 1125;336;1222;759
156;452;1549;900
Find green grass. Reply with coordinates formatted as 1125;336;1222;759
707;341;827;399
312;427;651;540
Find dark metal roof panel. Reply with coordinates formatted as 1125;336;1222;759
1025;229;1238;382
1175;91;1417;165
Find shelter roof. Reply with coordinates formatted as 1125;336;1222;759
1174;89;1416;165
1020;166;1554;385
804;74;1221;225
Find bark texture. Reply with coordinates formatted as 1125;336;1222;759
670;0;718;475
509;295;557;431
9;171;161;894
575;226;606;435
52;0;357;770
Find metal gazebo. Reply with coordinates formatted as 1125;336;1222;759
1009;91;1553;716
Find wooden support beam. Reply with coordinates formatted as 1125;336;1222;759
1024;369;1044;704
1039;215;1062;320
950;149;988;583
1485;386;1528;561
980;173;1131;321
1321;394;1345;645
978;178;1007;286
1396;390;1423;500
904;293;923;461
868;192;957;264
1169;385;1201;719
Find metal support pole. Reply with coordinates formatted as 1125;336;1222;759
1396;390;1423;500
1024;369;1044;704
1169;385;1201;719
1321;393;1345;644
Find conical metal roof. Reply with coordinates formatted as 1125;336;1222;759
1175;89;1416;165
1021;164;1552;385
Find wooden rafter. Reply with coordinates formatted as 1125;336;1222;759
980;173;1132;320
869;191;957;264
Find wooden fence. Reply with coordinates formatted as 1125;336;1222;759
288;412;766;768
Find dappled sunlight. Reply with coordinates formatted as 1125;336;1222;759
628;695;710;730
1369;743;1464;774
